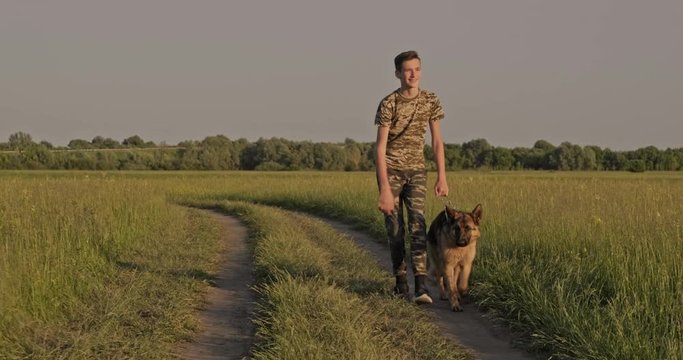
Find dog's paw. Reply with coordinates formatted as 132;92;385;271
451;303;464;312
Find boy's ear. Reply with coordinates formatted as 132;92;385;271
395;70;401;79
471;204;483;225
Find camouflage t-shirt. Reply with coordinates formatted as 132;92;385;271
374;89;445;170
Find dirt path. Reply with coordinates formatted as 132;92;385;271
180;212;255;360
323;219;538;360
181;210;536;360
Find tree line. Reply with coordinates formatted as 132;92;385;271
1;132;681;171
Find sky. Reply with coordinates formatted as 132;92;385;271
1;0;681;150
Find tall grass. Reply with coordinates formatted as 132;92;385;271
0;174;221;358
173;171;683;359
468;174;683;359
184;200;471;359
3;170;681;359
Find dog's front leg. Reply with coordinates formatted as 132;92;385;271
434;270;447;301
445;266;463;312
457;263;472;304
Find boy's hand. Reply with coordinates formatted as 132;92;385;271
377;188;395;215
435;179;449;197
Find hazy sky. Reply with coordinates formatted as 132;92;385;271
1;1;681;150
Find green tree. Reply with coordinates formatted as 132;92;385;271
19;144;52;169
584;145;603;170
627;159;646;172
659;149;680;170
8;132;34;150
602;149;624;170
634;146;661;170
68;139;94;149
239;143;259;170
552;142;585;170
313;143;333;170
293;141;316;169
462;138;493;169
533;139;555;152
39;140;54;149
492;147;514;170
343;139;362;171
90;136;121;149
122;135;145;147
91;136;106;148
198;135;237;170
510;147;531;169
444;144;464;170
94;151;120;170
582;147;598;170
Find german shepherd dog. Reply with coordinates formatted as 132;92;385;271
427;204;482;312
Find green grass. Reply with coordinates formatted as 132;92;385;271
0;176;222;359
174;170;683;359
183;200;472;359
2;170;682;359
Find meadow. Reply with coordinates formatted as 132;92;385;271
1;170;681;359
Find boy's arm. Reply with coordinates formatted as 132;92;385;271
429;120;449;196
376;126;394;214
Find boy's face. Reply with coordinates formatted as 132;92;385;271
396;58;421;90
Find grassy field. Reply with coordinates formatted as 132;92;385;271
1;170;682;359
0;174;223;358
182;200;471;359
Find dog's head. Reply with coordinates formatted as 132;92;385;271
444;204;482;247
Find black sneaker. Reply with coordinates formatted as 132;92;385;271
393;275;409;299
414;275;433;305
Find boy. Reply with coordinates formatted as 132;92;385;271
375;50;449;304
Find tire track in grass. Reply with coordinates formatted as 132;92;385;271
179;204;535;360
181;211;255;360
320;218;539;360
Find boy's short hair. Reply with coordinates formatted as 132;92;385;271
394;50;421;72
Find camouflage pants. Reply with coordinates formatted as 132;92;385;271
384;168;428;277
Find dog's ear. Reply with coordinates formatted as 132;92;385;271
471;204;483;225
445;206;459;219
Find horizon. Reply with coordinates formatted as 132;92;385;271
4;130;681;152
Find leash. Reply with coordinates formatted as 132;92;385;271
438;196;455;223
438;195;454;210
